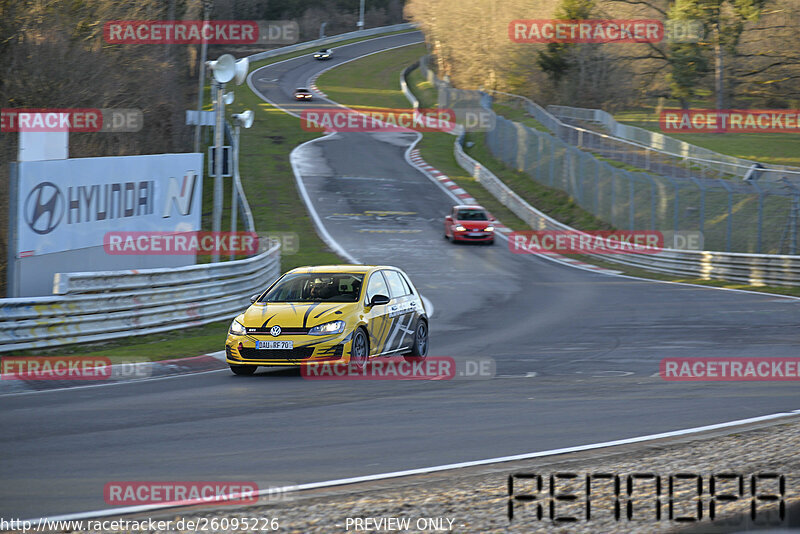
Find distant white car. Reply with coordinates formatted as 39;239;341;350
313;49;333;60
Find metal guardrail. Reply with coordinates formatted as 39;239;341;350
547;104;800;180
406;58;800;287
0;245;280;352
247;23;417;63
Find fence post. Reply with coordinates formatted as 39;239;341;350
718;180;734;252
750;181;764;254
626;171;635;229
689;177;705;240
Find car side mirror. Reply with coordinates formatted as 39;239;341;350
369;294;390;306
250;294;260;304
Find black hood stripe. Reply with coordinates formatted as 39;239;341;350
261;314;277;328
314;305;343;319
303;302;321;328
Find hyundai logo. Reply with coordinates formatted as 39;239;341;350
270;325;282;337
25;182;64;235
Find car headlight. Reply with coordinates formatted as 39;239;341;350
229;319;246;336
454;225;466;232
308;320;345;336
485;226;494;232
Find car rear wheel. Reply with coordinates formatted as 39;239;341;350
350;328;369;369
405;319;428;360
230;364;256;376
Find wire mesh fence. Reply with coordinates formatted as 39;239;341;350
418;56;800;254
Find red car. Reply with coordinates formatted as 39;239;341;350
444;205;496;244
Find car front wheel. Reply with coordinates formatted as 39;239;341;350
405;319;428;360
350;328;370;369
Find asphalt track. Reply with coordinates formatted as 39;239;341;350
2;31;799;521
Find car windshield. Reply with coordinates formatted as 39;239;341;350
457;209;488;221
261;273;364;303
296;88;309;92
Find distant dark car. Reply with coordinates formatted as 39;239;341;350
444;205;496;244
313;49;333;60
294;88;313;101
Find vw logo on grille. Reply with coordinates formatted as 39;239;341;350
270;325;281;337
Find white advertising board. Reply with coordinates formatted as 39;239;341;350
16;153;203;257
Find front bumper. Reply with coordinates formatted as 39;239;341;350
453;230;494;242
225;332;352;367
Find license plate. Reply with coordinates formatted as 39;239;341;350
256;340;293;349
468;232;485;236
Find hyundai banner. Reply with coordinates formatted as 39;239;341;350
16;154;203;257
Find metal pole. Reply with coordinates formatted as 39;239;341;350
230;122;240;260
212;81;224;262
358;0;365;30
193;4;211;153
792;196;798;255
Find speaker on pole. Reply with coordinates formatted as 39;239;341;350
233;110;254;129
206;54;235;84
234;58;250;86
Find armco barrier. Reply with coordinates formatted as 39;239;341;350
246;23;416;63
547;104;800;179
0;245;280;352
404;59;800;287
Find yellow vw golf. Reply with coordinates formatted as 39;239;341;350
225;265;429;375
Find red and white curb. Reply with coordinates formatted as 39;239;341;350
406;149;620;275
408;149;512;234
